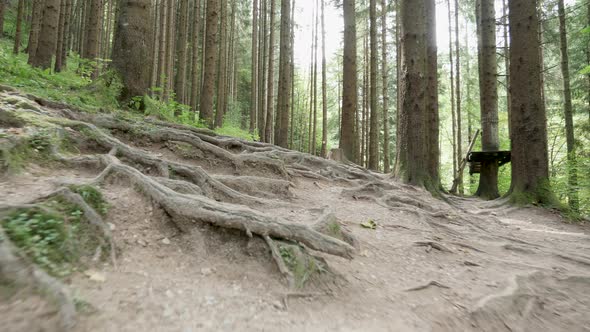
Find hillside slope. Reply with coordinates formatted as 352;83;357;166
1;88;590;331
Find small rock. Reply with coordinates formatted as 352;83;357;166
108;223;116;231
84;270;106;283
161;238;171;245
165;290;174;298
200;267;215;276
137;239;148;247
272;300;284;310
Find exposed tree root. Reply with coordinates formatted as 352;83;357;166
41;187;117;268
0;226;76;330
404;280;450;292
82;154;355;258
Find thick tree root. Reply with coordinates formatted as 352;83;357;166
85;154;355;258
0;226;76;330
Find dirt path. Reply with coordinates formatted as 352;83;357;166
1;91;590;331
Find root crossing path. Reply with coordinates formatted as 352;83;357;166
1;89;590;331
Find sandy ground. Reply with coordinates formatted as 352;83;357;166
1;90;589;331
2;165;590;332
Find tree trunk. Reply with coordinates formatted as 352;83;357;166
258;0;268;141
320;0;327;157
165;0;176;99
276;0;291;148
13;0;25;54
340;0;358;162
381;0;390;173
26;0;44;60
250;0;259;133
447;0;457;186
215;0;227;128
502;0;511;138
508;0;552;203
29;0;61;69
175;0;190;105
474;0;500;199
264;0;276;143
199;0;220;128
395;0;428;186
557;0;579;211
157;0;168;97
54;0;67;71
0;0;5;37
368;0;379;170
425;0;439;186
112;0;152;100
84;0;102;77
454;0;463;194
190;0;202;112
311;0;319;154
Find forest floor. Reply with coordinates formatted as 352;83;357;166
1;88;590;332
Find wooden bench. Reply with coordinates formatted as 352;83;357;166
467;151;511;175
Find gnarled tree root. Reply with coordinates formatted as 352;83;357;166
0;226;76;330
87;154;356;259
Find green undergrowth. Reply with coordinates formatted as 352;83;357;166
1;185;110;277
279;243;327;288
0;36;256;141
508;179;584;222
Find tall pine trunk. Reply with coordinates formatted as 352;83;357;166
395;0;428;186
340;0;358;162
454;0;463;194
368;0;379;170
29;0;61;69
557;0;579;211
199;0;220;128
381;0;390;173
508;0;552;203
215;0;227;128
112;0;152;100
175;0;190;105
13;0;25;54
264;0;276;142
475;0;500;199
425;0;439;186
190;0;202;112
276;0;291;148
250;0;259;133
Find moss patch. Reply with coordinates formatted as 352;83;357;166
1;187;110;277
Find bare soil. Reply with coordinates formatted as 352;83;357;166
1;90;589;331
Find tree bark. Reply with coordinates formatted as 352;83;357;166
190;0;202;112
258;0;268;140
557;0;579;211
157;0;168;97
276;0;292;148
381;0;390;173
215;0;228;128
454;0;463;194
319;0;327;157
13;0;25;54
112;0;152;100
368;0;379;170
425;0;439;186
250;0;259;133
175;0;190;105
26;0;44;60
0;0;5;37
199;0;220;128
475;0;500;200
340;0;358;162
84;0;102;77
508;0;552;203
264;0;276;143
447;0;457;186
395;0;428;186
54;0;67;71
29;0;61;69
